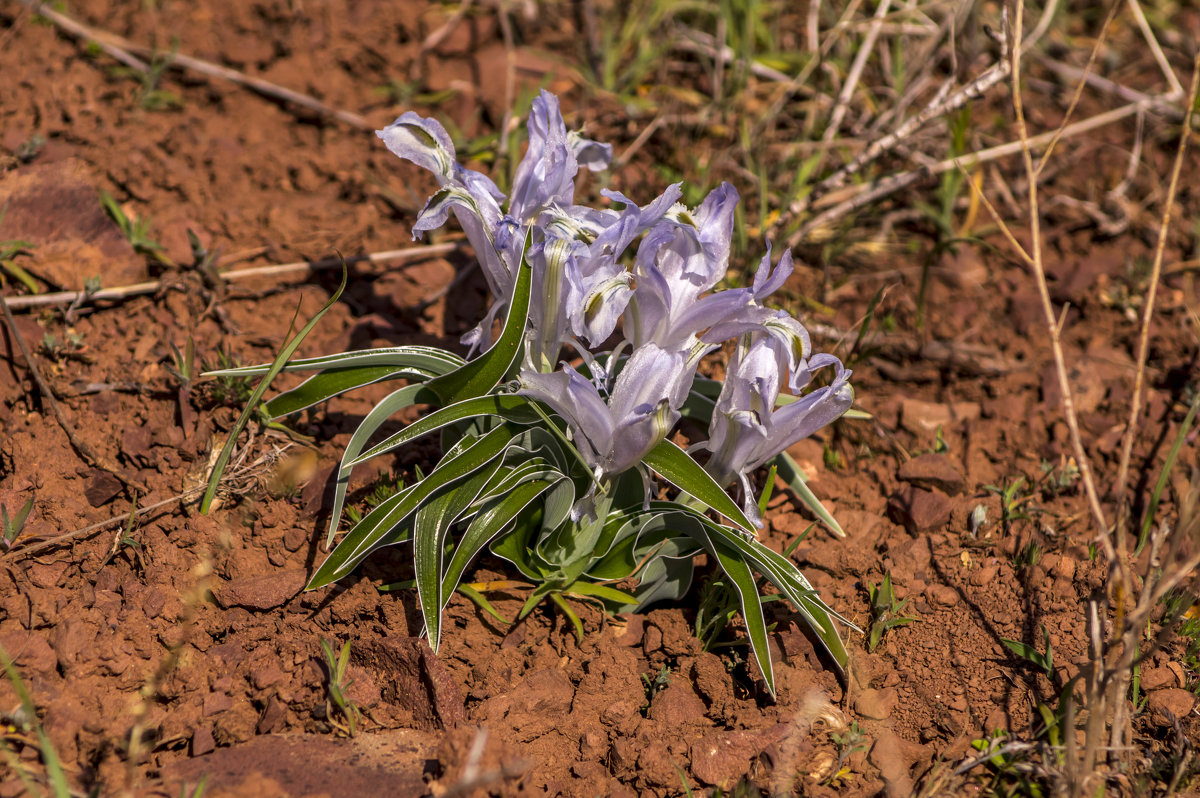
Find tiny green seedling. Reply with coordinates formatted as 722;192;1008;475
640;666;671;712
99;190;172;265
825;721;869;787
866;573;917;652
1;497;34;551
984;476;1033;531
1013;541;1042;570
319;638;361;737
1001;625;1054;679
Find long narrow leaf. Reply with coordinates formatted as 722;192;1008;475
348;394;538;467
641;439;755;533
265;365;436;419
443;479;557;602
691;526;776;696
202;265;347;514
426;241;531;404
204;345;463;377
415;459;503;652
307;427;513;588
774;451;845;537
326;384;439;547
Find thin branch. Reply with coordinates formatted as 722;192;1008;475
788;100;1149;246
18;0;370;130
1009;0;1116;567
822;0;893;144
2;244;458;311
1114;52;1200;528
1125;0;1184;97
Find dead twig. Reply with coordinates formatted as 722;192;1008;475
17;0;370;130
1114;52;1200;540
2;244;458;312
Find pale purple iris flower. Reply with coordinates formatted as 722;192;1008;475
377;90;611;350
518;344;687;479
703;335;854;526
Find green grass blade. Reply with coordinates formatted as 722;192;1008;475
641;439;755;533
347;394;538;468
426;246;531;404
201;264;347;514
774;451;845;537
0;645;69;798
566;580;639;607
455;583;511;624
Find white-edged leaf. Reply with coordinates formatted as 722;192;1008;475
774;451;844;537
641;439;755;533
203;345;463;377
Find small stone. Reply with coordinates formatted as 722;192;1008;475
900;398;981;435
887;486;952;533
210;569;307;611
191;724;216;756
690;726;788;787
855;687;899;720
647;683;707;726
251;663;285;691
203;692;234;717
84;470;123;507
970;565;1000;587
898;453;966;494
256;696;287;735
924;585;960;608
1139;667;1174;692
1146;688;1196;726
282;526;308;552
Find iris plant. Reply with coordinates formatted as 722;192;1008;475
207;91;858;694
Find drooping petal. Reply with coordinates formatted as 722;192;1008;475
518;366;614;470
376;113;458;179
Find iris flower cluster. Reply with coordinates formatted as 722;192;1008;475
379;91;854;524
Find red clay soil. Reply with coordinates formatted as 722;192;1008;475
1;2;1198;796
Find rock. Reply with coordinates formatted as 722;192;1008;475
0;159;144;289
970;565;1000;587
191;724;216;757
900;398;981;435
924;585;960;608
887;486;952;533
690;726;788;787
647;683;707;726
869;731;913;798
354;637;467;730
210;569;307;611
1139;667;1174;692
855;687;899;720
84;469;124;507
898;454;966;494
1146;688;1196;726
256;696;287;735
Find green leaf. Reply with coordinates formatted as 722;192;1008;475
456;583;510;624
565;580;639;607
202;264;347;514
415;458;503;652
443;479;557;601
348;394;539;468
641;439;755;533
426;243;531;404
307;426;513;589
264;365;435;419
774;451;845;537
327;384;439;548
203;345;463;377
692;526;776;696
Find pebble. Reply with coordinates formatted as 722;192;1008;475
900;398;981;435
855;687;899;720
887;486;952;533
1146;688;1196;726
898;453;966;495
210;569;307;611
924;584;960;608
